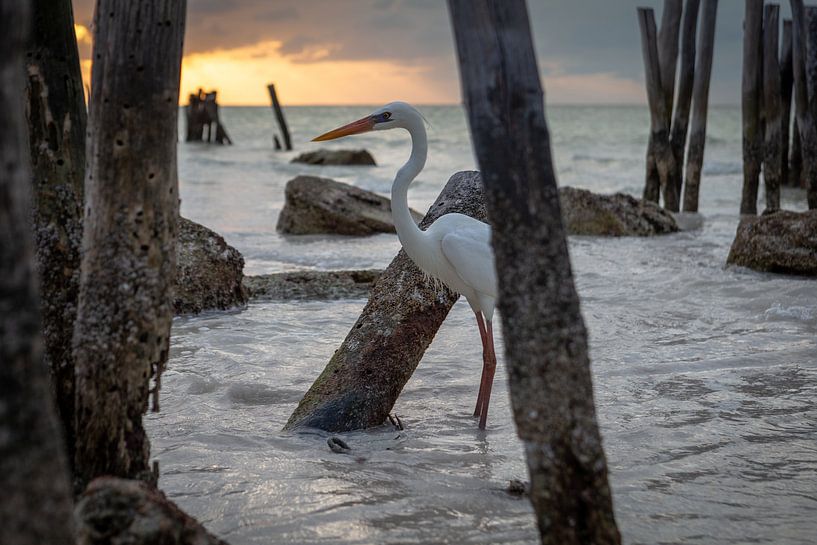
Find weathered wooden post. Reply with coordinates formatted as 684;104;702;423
448;1;621;543
268;83;293;151
791;0;817;208
741;0;764;215
683;0;718;212
203;91;232;145
762;4;783;212
670;0;701;199
186;92;204;142
639;6;680;211
1;0;75;541
781;19;795;187
24;0;87;465
73;0;187;490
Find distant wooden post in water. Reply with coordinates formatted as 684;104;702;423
185;88;232;145
791;2;817;208
683;0;718;212
741;0;764;215
762;4;782;213
268;83;292;151
781;19;795;188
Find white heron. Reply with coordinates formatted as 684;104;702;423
312;102;499;430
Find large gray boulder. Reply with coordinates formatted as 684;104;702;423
727;210;817;275
75;477;228;545
175;217;248;315
559;187;679;236
292;148;376;166
244;269;382;301
277;175;423;236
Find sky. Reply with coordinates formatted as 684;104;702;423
70;1;802;106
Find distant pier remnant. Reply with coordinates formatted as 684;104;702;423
267;83;292;151
741;0;763;215
185;88;232;145
791;1;817;209
762;4;782;213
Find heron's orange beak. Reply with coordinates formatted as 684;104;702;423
312;116;375;141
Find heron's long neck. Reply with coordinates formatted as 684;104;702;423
391;119;427;254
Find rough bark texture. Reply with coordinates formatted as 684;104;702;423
24;0;87;467
268;83;292;151
175;217;248;315
682;0;718;212
791;0;817;208
742;0;764;215
763;5;783;213
284;171;486;432
292;149;377;165
639;7;679;211
0;1;75;541
73;0;186;490
670;0;701;199
727;210;817;275
76;478;228;545
244;269;382;301
781;20;795;188
276;175;421;235
448;2;621;544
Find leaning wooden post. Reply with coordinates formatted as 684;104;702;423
762;4;783;213
791;0;817;208
741;0;764;215
448;1;621;543
0;0;75;541
73;0;187;490
682;0;718;212
24;0;88;466
781;19;794;187
670;0;701;199
268;83;292;151
639;7;679;211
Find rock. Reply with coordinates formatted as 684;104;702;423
292;148;376;166
559;187;679;236
727;210;817;275
244;269;382;300
276;175;423;236
175;217;248;315
284;171;486;432
75;477;228;545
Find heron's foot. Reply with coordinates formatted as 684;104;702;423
387;414;404;430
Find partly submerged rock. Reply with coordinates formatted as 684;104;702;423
75;477;228;545
175;217;248;315
559;187;679;236
244;269;382;300
727;210;817;275
292;148;376;166
276;175;423;236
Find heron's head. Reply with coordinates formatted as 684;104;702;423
312;101;422;141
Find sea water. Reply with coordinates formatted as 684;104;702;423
146;105;817;544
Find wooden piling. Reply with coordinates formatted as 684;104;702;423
682;0;718;212
781;19;795;187
762;4;782;213
670;0;701;199
639;7;679;211
268;83;292;151
741;0;764;215
791;0;817;208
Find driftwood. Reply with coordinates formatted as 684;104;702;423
781;19;795;188
762;4;783;213
639;6;679;210
682;0;718;212
669;0;701;199
284;171;486;432
448;2;621;544
0;1;75;542
268;83;292;151
24;0;87;465
741;0;764;215
73;0;186;490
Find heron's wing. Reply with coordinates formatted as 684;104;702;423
441;226;497;297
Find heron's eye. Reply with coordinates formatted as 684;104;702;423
382;112;391;120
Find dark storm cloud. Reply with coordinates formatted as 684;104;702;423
71;0;808;103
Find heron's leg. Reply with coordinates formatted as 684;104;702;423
473;311;489;416
478;319;497;430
